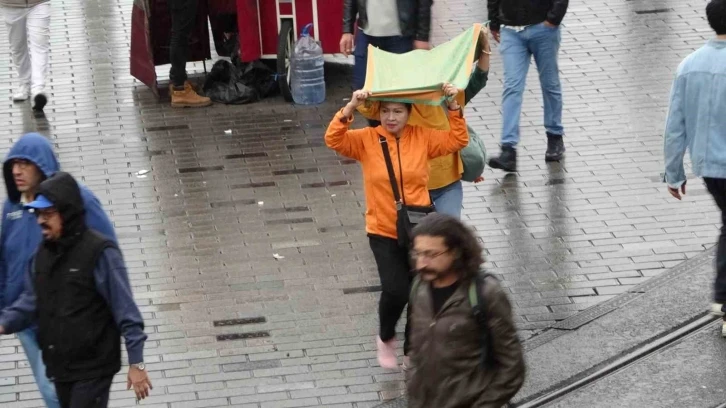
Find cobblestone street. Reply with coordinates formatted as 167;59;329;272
0;0;721;406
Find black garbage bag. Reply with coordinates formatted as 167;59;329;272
203;59;258;104
203;34;279;104
238;60;278;99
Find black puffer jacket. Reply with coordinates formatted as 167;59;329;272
487;0;569;31
343;0;433;42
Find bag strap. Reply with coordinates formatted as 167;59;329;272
409;275;422;304
470;272;495;369
378;135;404;207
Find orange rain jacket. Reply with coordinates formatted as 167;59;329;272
325;108;469;239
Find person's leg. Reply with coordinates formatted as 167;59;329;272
369;235;412;366
3;7;32;100
530;22;565;161
66;376;114;408
429;180;463;219
17;329;61;408
168;0;198;87
352;30;372;91
25;2;51;110
26;2;51;95
705;178;726;306
167;0;210;107
54;381;72;408
499;28;531;147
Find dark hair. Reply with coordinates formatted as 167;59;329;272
411;213;484;279
380;101;412;112
707;0;726;35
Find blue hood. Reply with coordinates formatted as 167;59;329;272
3;133;59;203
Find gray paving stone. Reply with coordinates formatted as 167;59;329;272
0;0;720;406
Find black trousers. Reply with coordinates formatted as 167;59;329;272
705;178;726;304
55;375;114;408
169;0;198;86
369;234;413;355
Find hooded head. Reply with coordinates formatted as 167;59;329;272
3;133;59;203
26;172;86;242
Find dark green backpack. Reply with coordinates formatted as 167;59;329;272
410;272;495;368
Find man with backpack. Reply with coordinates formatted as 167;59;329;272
407;213;525;407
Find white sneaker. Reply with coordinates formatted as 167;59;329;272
711;303;725;316
722;321;726;338
12;84;30;102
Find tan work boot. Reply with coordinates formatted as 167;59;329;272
171;82;212;108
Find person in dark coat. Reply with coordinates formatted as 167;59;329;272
0;171;151;408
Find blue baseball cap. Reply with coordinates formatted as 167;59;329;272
24;194;55;210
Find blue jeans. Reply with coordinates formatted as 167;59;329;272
353;31;413;90
500;22;564;147
17;329;61;408
430;181;463;219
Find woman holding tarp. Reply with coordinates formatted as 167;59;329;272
358;26;492;219
324;83;469;370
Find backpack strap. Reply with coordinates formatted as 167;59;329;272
410;275;422;304
470;272;495;369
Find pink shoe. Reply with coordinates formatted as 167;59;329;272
376;336;398;369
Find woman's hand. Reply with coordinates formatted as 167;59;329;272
477;27;492;71
342;90;370;118
443;83;460;110
479;27;491;53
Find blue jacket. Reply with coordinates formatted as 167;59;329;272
663;39;726;188
0;133;117;310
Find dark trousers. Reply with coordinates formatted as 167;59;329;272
705;177;726;304
169;0;198;87
353;32;413;127
55;375;114;408
369;234;413;355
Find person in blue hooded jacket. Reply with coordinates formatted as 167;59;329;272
0;133;117;408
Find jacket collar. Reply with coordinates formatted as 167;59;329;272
419;278;471;318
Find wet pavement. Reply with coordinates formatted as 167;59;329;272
515;248;726;408
0;0;722;406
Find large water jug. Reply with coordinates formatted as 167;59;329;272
290;23;326;105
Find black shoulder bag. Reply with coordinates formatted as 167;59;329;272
378;135;435;248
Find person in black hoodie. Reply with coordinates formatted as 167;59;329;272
487;0;569;172
0;172;151;407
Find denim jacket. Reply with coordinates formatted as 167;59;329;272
663;39;726;188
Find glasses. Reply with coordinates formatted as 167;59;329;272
410;249;449;261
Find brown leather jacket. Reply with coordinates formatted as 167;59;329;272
407;275;525;408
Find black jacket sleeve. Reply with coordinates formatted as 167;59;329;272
415;0;433;42
487;0;502;31
547;0;569;26
343;0;357;34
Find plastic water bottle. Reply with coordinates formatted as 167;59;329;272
291;23;326;105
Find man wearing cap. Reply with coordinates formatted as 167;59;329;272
0;133;118;407
0;171;152;407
